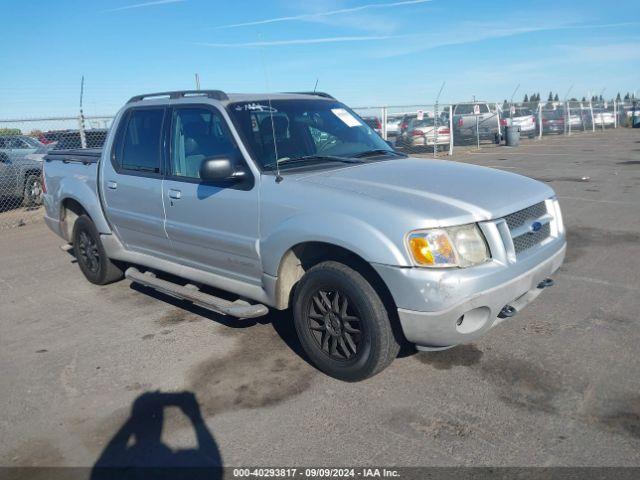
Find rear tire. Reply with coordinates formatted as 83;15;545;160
72;215;124;285
292;261;400;381
22;174;43;208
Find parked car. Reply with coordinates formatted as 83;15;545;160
385;115;403;137
566;110;584;129
452;102;499;143
361;117;382;136
0;135;44;158
0;147;44;207
396;117;450;149
43;90;566;381
51;129;109;150
38;130;67;146
541;109;565;134
501;107;536;138
398;113;418;137
592;109;615;127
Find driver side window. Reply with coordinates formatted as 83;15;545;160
170;107;238;179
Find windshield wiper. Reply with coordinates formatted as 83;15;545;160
264;155;363;170
351;149;407;159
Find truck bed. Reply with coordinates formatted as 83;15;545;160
44;148;102;164
43;148;103;239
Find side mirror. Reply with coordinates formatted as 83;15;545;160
199;156;245;182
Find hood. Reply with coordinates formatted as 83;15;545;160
295;158;554;226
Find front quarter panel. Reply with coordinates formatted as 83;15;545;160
260;211;409;277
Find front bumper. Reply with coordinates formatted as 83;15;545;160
373;239;565;349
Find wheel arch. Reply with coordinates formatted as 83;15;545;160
59;195;111;242
273;241;408;346
273;242;395;312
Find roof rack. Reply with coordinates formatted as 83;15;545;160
285;91;335;100
127;90;229;104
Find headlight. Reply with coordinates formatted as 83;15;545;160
407;224;489;268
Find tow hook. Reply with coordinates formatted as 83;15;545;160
537;278;555;289
498;305;517;318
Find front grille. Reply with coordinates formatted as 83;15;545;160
504;202;547;230
513;223;551;254
503;201;552;255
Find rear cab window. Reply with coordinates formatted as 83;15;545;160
113;108;165;174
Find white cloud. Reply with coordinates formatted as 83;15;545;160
368;20;640;58
196;35;406;48
104;0;185;13
213;0;431;29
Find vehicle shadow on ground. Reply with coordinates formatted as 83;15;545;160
91;390;222;480
130;277;416;369
129;281;313;367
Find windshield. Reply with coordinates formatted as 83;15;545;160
409;118;436;128
227;99;394;170
543;110;563;119
23;137;43;148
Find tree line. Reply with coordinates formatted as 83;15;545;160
503;91;637;105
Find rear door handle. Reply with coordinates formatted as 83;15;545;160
168;189;182;199
107;181;118;190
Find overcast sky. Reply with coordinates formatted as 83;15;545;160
1;0;639;118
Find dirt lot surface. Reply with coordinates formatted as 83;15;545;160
1;128;639;469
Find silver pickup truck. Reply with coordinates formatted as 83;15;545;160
43;90;566;381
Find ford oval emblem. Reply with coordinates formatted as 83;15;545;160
530;221;542;233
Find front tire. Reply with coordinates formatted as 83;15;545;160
72;215;124;285
292;261;400;381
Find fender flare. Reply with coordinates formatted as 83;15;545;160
260;213;409;277
58;177;112;234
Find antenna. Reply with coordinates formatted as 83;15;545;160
313;78;319;93
508;84;520;119
509;84;520;103
563;83;574;101
257;35;282;182
195;73;201;91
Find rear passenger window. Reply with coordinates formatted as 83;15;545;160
119;109;164;173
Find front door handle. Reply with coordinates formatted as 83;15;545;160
107;181;118;190
168;189;182;199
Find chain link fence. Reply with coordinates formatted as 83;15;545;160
0;116;113;229
0;97;637;232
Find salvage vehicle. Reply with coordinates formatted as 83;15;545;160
500;107;537;138
395;116;450;149
452;102;500;143
0;145;44;207
43;90;566;381
541;109;566;134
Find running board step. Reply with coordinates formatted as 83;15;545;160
125;267;269;319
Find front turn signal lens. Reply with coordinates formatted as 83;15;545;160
408;230;457;267
407;224;489;268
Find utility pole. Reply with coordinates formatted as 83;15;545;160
433;81;445;157
79;76;87;148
